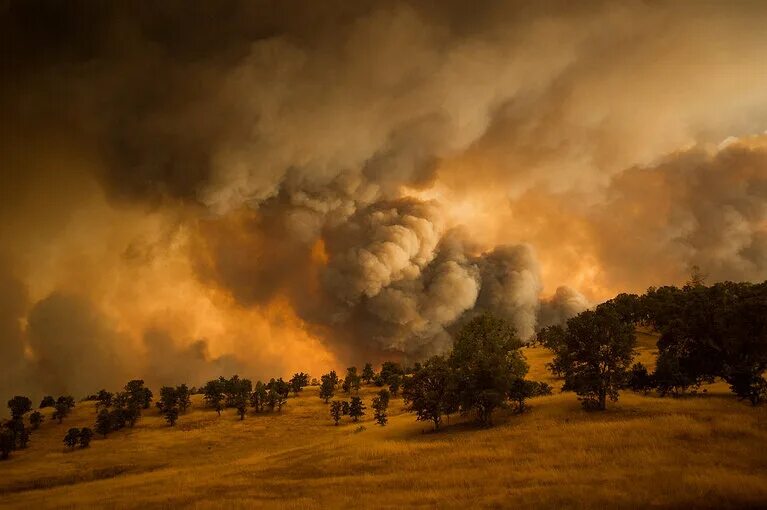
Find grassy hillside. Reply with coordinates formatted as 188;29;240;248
1;335;766;509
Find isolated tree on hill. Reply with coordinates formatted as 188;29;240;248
29;410;44;430
53;396;75;423
451;315;528;425
96;409;112;437
64;428;80;449
547;304;636;410
157;386;181;426
79;427;93;448
403;355;457;431
203;379;225;415
508;379;551;414
361;363;374;384
372;389;390;426
289;372;310;395
627;362;653;394
349;396;366;422
39;396;55;408
330;401;343;425
320;371;337;403
7;396;32;420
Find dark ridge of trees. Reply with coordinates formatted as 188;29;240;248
539;277;767;407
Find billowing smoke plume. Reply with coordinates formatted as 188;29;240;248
2;1;767;402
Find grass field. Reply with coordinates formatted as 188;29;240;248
1;333;766;509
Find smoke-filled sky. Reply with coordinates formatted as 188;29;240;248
2;0;767;402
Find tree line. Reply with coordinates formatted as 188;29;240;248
2;276;764;460
539;278;767;409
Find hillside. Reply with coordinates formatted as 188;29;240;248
1;334;766;509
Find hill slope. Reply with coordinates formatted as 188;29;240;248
1;337;766;509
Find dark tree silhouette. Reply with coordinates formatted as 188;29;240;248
319;371;337;403
349;396;365;422
157;386;181;426
29;410;44;430
79;427;93;448
53;396;75;423
627;362;653;394
1;428;14;460
64;428;80;449
7;396;32;420
203;379;225;415
546;304;635;410
250;381;267;413
372;389;390;426
653;352;694;398
176;384;192;413
330;401;343;425
508;379;551;414
361;363;375;384
402;356;457;430
387;374;402;396
96;389;113;410
451;315;528;425
39;396;55;409
289;372;310;395
342;367;360;394
96;409;112;437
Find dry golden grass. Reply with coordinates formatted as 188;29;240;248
2;334;766;509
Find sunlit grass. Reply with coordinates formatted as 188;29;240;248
1;337;766;508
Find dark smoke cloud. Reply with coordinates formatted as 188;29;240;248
25;292;135;399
